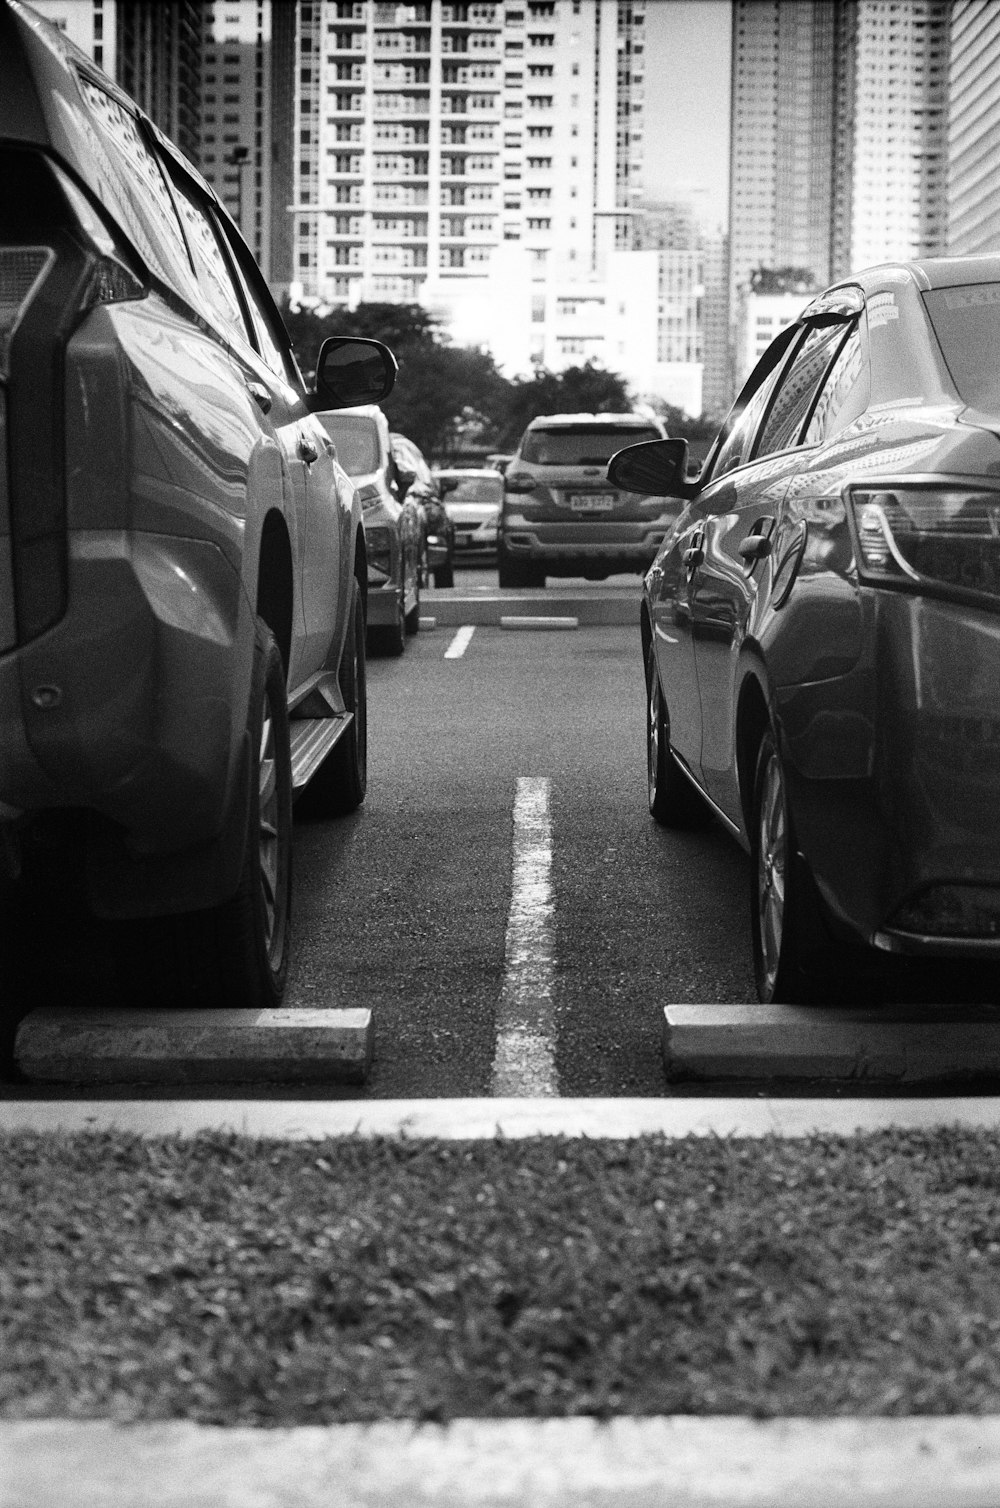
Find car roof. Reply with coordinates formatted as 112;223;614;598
434;467;501;477
525;412;659;428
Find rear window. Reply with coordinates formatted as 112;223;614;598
442;476;503;503
521;426;661;465
924;284;1000;409
318;415;379;476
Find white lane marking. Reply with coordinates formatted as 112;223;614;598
444;624;475;658
491;775;558;1097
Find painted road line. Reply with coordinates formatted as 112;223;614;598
444;624;475;658
9;1415;1000;1508
490;776;558;1097
8;1097;1000;1140
13;1007;373;1086
663;1003;1000;1084
499;615;579;630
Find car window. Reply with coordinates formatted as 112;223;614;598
444;476;504;503
317;415;380;476
521;426;661;465
802;326;869;446
755;322;852;458
75;77;195;297
214;212;299;383
923;284;1000;410
165;170;252;344
711;362;791;480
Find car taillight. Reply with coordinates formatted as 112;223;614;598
0;246;54;378
848;486;1000;604
53;167;146;315
504;472;537;494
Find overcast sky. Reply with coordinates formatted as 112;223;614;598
642;0;731;229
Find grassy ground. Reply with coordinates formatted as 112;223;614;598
4;1129;1000;1425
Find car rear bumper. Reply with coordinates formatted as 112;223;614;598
501;519;671;567
777;590;1000;957
365;580;402;626
0;528;250;858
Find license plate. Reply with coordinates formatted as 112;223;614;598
568;493;616;511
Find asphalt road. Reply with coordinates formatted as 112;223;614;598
288;566;755;1098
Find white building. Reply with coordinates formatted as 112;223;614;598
948;0;1000;255
28;0;116;74
290;0;647;377
735;291;809;390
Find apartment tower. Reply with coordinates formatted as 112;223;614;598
948;0;1000;255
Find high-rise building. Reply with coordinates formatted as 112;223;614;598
27;0;117;73
288;0;647;373
727;0;951;405
948;0;1000;255
116;2;204;169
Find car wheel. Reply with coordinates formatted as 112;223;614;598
646;645;711;830
434;561;455;588
297;579;367;817
750;726;830;1004
498;549;544;589
116;618;293;1009
373;589;405;657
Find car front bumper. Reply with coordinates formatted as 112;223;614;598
502;517;672;568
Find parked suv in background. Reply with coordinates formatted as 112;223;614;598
0;0;396;1010
499;412;669;587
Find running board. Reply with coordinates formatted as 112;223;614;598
289;713;353;791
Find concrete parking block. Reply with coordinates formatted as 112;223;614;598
14;1006;373;1086
423;588;638;626
500;615;578;630
418;615;437;629
663;1003;1000;1084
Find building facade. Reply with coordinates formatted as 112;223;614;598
948;0;1000;255
288;0;647;375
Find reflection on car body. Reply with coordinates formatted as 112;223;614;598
612;260;1000;1003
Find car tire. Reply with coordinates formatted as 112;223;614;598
646;646;711;830
434;562;455;588
372;590;406;657
498;549;544;589
297;578;367;817
114;618;293;1010
750;726;831;1004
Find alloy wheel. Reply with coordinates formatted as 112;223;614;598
756;748;787;1000
257;704;281;963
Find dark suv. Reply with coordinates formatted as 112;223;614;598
499;412;669;586
0;1;395;1009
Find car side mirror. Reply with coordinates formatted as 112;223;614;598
606;437;694;499
437;476;459;494
312;337;397;409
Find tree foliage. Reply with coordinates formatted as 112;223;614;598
283;300;638;460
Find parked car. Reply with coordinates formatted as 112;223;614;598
390;431;456;588
316;405;422;655
611;258;1000;1004
499;412;669;587
437;468;504;560
0;0;396;1010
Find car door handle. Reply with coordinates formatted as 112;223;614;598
738;515;776;564
298;432;319;464
246;380;272;415
738;534;773;561
682;535;704;571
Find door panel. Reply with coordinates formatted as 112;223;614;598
647;502;707;776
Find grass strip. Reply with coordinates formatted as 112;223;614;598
4;1129;1000;1424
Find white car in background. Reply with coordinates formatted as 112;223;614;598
436;468;504;559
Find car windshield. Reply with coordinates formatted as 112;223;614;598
318;415;379;476
521;427;662;465
924;285;1000;411
443;476;503;503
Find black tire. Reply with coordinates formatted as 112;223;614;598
750;726;830;1004
434;562;455;588
371;589;406;657
646;645;711;830
498;549;544;589
297;578;367;817
114;619;293;1010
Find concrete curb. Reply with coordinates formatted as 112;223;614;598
422;589;638;626
13;1007;373;1086
5;1096;1000;1140
7;1415;1000;1508
663;1004;1000;1084
500;614;578;630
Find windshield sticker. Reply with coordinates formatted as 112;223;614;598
941;285;1000;309
867;292;899;328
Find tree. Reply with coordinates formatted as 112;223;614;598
749;266;817;296
496;361;633;449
